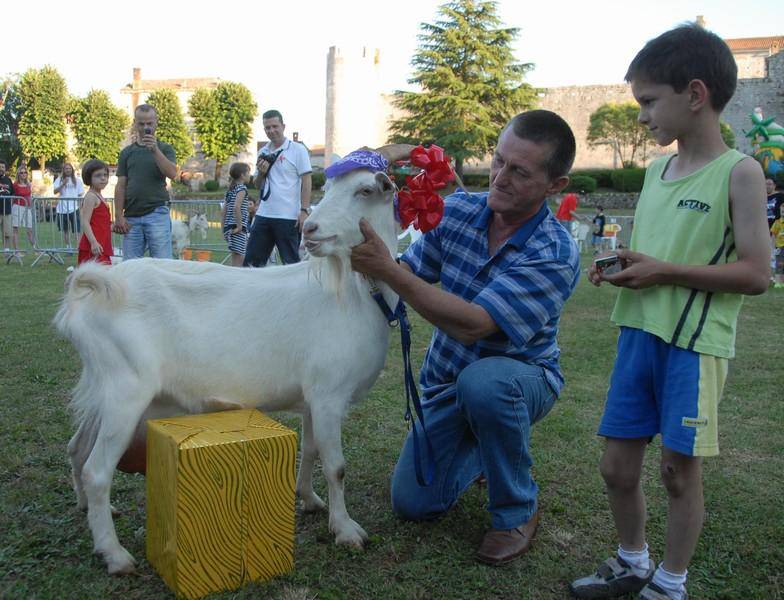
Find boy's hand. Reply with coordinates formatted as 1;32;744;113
601;249;666;289
587;257;604;286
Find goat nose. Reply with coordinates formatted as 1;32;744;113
303;222;318;236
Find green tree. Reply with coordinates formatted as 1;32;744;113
0;75;23;166
146;88;194;167
587;102;652;168
720;121;736;149
387;0;537;177
67;90;129;164
188;82;257;180
17;65;68;170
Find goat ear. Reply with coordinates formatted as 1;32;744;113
374;172;395;198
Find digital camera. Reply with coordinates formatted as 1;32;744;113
594;254;623;275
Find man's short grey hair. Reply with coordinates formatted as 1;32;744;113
134;104;158;118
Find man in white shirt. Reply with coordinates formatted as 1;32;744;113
243;110;312;266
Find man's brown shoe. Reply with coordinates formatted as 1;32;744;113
475;510;539;565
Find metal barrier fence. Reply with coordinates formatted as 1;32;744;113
4;197;237;266
169;200;232;263
12;197;626;266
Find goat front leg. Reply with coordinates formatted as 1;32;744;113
81;396;149;574
296;407;326;513
309;401;368;547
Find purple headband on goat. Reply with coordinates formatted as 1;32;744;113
324;149;389;179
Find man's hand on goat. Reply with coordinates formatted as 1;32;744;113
351;219;397;279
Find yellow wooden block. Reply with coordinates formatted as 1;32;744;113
146;409;296;599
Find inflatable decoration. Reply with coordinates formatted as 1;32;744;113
745;107;784;178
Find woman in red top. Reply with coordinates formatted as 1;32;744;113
11;163;34;256
78;160;113;265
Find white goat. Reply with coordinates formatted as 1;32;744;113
171;211;209;257
54;170;400;575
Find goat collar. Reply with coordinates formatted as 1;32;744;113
325;149;389;179
367;276;435;487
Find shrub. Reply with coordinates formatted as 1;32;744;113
204;179;219;192
565;174;597;194
610;168;646;192
461;172;489;188
311;171;326;190
572;168;614;188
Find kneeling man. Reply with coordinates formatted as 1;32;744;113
351;110;580;564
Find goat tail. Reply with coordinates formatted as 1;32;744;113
54;262;126;334
67;262;126;306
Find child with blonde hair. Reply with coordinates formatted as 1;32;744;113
11;163;34;257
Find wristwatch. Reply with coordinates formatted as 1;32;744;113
300;207;312;215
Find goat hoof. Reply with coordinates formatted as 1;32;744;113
105;548;137;575
300;494;327;513
333;519;368;548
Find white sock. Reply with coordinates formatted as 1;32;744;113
652;563;687;600
617;543;650;578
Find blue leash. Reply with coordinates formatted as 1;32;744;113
369;280;435;486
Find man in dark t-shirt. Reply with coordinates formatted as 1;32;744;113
0;159;14;249
114;104;178;259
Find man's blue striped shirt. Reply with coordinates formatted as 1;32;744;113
400;191;580;400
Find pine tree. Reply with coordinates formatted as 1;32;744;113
388;0;537;177
17;66;68;169
188;82;257;181
67;90;129;164
146;88;194;167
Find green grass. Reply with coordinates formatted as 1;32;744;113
1;258;782;599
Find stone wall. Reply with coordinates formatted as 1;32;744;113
555;192;639;210
723;51;784;155
372;49;783;172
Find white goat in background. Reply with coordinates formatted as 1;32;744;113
170;211;209;257
54;170;399;575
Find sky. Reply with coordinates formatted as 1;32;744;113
4;0;782;146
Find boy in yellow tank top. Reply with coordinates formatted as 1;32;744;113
570;25;770;600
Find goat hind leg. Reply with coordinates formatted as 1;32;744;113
81;391;151;574
296;408;326;513
68;418;97;510
309;401;367;547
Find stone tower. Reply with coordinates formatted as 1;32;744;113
325;46;387;166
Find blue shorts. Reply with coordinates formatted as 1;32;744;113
598;327;727;456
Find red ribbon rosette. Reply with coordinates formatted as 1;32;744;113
397;173;444;233
409;145;456;189
395;144;454;233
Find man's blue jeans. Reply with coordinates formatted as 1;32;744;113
122;205;173;260
391;357;556;530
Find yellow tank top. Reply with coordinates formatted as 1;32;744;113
611;149;747;358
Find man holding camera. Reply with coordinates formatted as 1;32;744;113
113;104;178;259
243;109;312;267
